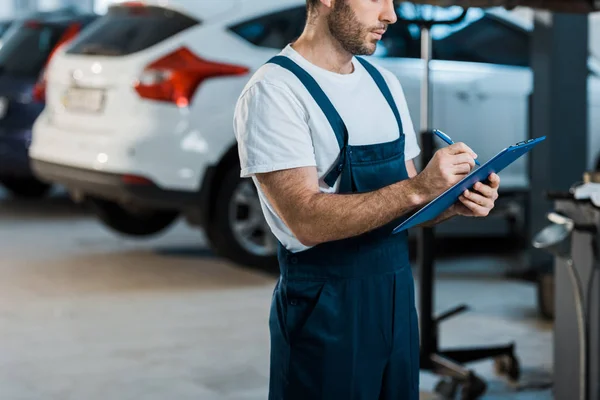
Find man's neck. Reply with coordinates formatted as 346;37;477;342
291;23;355;75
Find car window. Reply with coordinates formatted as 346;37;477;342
0;21;67;78
229;6;307;50
66;5;199;56
434;15;530;67
0;21;12;37
393;5;530;67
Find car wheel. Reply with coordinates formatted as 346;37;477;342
87;197;179;237
207;167;278;269
0;177;52;198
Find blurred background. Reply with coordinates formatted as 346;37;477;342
1;0;599;399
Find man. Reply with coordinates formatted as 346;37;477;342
233;0;500;398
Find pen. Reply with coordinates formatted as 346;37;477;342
432;129;481;166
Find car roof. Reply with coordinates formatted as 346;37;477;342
108;0;600;78
111;0;238;21
125;0;305;22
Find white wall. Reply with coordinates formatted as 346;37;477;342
33;0;95;13
94;0;127;14
36;0;64;11
590;13;600;60
0;1;14;20
13;0;35;17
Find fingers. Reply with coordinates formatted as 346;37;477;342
459;192;491;216
450;163;472;175
472;181;499;201
436;150;476;178
446;142;477;160
487;173;501;189
451;153;476;169
463;189;494;209
447;153;475;176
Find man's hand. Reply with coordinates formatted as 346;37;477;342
453;173;500;217
413;143;478;202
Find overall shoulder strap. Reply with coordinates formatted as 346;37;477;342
355;57;404;135
267;56;348;150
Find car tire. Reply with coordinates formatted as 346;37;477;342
206;166;278;269
0;177;52;198
87;197;179;237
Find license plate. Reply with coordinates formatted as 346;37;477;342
62;87;105;113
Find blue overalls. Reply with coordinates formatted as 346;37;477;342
266;55;419;400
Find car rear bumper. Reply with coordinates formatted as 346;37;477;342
0;129;33;177
30;111;218;192
31;159;204;211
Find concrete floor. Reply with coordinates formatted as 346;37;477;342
0;189;554;399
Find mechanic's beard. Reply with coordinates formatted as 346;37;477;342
327;0;375;56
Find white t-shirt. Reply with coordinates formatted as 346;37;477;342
233;44;420;253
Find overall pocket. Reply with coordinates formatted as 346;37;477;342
350;153;408;193
284;279;332;345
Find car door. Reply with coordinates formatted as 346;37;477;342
372;9;532;192
431;13;532;191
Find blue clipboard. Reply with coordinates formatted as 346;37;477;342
392;136;547;233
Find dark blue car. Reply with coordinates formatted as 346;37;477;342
0;13;97;198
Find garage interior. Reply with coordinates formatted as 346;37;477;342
1;0;600;399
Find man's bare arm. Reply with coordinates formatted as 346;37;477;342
254;143;476;247
255;166;427;247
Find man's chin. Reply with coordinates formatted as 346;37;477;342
359;42;377;56
341;39;377;56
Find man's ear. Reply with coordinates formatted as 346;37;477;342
321;0;334;9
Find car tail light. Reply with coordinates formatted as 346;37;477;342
49;22;81;62
32;22;82;103
134;47;249;108
121;174;154;185
25;20;42;29
122;1;149;14
32;68;47;103
121;1;145;6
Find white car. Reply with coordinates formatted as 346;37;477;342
29;0;600;267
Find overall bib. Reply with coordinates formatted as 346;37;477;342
267;55;420;400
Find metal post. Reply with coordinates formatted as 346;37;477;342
420;26;432;132
396;4;469;372
528;10;589;398
529;11;589;267
418;24;436;362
